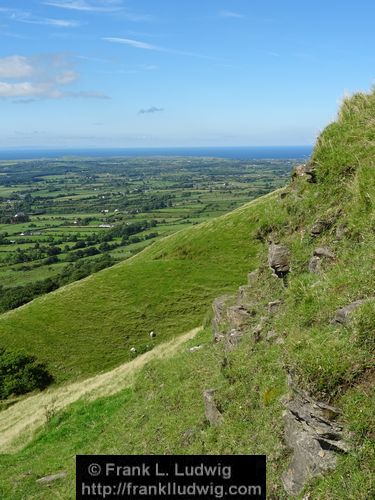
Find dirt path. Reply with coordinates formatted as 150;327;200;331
0;327;202;453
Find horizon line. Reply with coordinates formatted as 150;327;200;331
0;145;314;150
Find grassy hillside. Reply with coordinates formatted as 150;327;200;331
0;191;279;383
0;89;374;499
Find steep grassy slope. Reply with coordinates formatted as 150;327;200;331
0;89;374;499
0;191;278;383
0;327;202;453
0;327;289;499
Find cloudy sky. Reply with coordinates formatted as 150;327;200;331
1;0;374;148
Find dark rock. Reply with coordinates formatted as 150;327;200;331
281;385;348;496
36;472;67;484
313;247;335;259
310;220;330;237
203;389;223;426
308;256;321;274
227;305;253;331
268;300;282;315
268;244;290;278
332;299;371;325
310;211;341;237
292;164;316;183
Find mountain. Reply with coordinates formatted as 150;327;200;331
0;89;374;499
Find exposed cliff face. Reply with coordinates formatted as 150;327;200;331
281;381;349;496
206;90;375;495
209;240;352;496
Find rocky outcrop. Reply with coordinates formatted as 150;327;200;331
310;220;330;237
224;329;244;352
212;294;234;342
208;258;352;497
292;163;316;183
313;247;335;259
310;212;340;237
309;247;336;274
332;299;371;325
211;276;259;348
282;383;348;496
227;305;253;331
211;266;285;350
210;268;265;352
203;389;223;426
268;243;290;278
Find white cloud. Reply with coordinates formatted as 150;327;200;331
103;37;159;50
0;82;49;98
14;13;80;28
42;1;151;20
103;37;216;60
0;54;109;101
0;56;34;79
0;7;80;27
43;1;123;13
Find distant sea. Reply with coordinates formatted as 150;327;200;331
0;146;313;161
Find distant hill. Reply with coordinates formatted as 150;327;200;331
0;89;374;499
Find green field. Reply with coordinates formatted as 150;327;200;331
0;192;277;383
0;157;294;310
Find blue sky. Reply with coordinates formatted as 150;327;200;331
0;0;374;148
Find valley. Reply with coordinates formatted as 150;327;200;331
0;156;293;312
